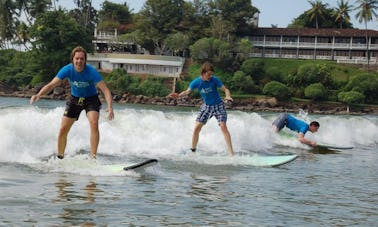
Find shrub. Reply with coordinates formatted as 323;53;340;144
304;83;327;100
263;81;291;101
338;91;365;105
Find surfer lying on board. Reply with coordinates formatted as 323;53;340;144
169;62;234;156
30;46;114;159
272;113;320;147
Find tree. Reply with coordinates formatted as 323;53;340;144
287;63;333;90
354;0;378;67
355;0;378;26
136;0;193;54
208;0;258;36
98;0;131;33
209;14;234;41
29;10;92;81
69;0;97;32
229;70;255;93
0;0;17;48
304;83;327;100
333;0;353;28
338;91;365;112
165;32;190;56
290;4;352;28
263;81;291;101
240;58;265;83
189;37;234;71
344;73;378;104
306;0;328;29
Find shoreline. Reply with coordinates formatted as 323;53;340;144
1;87;377;115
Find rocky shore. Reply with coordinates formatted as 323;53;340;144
1;82;377;115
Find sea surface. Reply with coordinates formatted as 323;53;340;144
0;96;377;226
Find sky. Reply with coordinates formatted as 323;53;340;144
60;0;378;30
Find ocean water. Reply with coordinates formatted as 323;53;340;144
0;96;377;226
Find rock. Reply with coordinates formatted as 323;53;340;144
53;87;65;96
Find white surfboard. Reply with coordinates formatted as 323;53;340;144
185;153;298;167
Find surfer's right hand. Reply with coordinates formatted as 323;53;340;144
30;95;40;104
168;93;179;99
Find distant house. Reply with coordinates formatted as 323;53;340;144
87;53;185;78
88;26;185;78
247;27;378;64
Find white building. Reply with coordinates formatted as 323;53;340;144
87;53;185;78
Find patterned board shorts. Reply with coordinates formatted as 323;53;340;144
196;102;227;124
64;95;102;119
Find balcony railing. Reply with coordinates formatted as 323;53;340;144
252;41;378;50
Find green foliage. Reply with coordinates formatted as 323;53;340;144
104;68;171;97
104;68;141;94
229;70;255;93
265;66;283;82
165;32;190;56
287;63;333;89
190;37;233;70
136;0;195;54
304;83;327;100
338;91;365;105
240;58;265;82
0;49;35;88
189;37;249;72
29;10;93;82
289;2;353;28
343;73;378;104
138;77;171;97
208;0;259;36
263;81;291;101
98;1;131;33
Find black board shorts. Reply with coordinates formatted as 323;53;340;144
64;95;102;120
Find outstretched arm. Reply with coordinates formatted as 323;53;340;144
97;80;114;120
298;133;316;146
169;88;191;99
220;85;233;102
30;77;62;104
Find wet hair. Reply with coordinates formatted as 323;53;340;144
200;62;214;75
70;46;87;62
310;121;320;127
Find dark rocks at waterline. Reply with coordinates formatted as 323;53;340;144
1;84;377;115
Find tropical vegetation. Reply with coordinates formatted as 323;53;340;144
1;0;378;107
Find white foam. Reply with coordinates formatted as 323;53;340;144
1;102;377;165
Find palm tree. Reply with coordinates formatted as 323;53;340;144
0;0;17;49
333;0;353;28
354;0;378;67
306;0;328;29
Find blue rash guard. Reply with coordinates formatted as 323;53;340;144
286;114;309;134
56;63;102;98
189;76;223;105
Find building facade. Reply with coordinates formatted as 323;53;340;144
89;27;185;78
248;28;378;64
87;53;185;78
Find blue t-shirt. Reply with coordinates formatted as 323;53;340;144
286;114;309;134
189;76;223;105
56;63;102;97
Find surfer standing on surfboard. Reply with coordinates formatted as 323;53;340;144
169;62;234;156
30;46;114;159
272;113;320;146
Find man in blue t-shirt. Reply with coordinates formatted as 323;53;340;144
272;113;320;146
169;62;234;156
30;46;114;159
